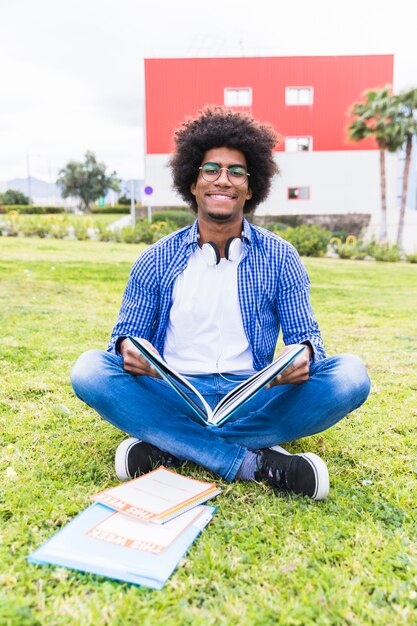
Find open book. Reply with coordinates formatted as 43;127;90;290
128;336;306;426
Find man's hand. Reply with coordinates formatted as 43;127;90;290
266;344;312;388
119;338;162;378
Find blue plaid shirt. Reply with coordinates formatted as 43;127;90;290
108;219;325;370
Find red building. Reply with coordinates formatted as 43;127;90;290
144;55;395;220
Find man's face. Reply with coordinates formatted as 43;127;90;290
190;147;252;223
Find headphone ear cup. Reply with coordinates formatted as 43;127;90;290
201;242;220;266
224;237;243;262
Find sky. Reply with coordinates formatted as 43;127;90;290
1;0;416;185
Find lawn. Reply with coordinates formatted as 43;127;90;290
1;237;416;626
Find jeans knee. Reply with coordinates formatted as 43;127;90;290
70;349;105;397
337;353;371;405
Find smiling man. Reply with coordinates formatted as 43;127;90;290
71;106;370;500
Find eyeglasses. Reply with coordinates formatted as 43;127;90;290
199;162;250;185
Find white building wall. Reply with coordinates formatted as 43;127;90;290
144;155;184;207
264;151;397;216
145;151;398;216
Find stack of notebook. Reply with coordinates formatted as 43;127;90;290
28;467;220;588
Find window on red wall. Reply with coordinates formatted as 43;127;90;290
288;187;310;200
285;87;313;105
224;88;252;106
285;137;312;152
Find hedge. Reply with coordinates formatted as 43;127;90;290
90;206;130;214
152;210;195;228
0;205;65;214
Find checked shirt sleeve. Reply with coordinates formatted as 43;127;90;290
107;250;159;353
277;245;325;362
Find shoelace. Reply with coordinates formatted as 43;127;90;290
258;457;289;491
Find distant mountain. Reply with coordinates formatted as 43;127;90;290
3;177;143;206
6;177;58;199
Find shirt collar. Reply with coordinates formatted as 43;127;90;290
242;218;252;243
186;217;252;246
187;219;200;246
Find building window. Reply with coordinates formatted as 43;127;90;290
288;187;310;200
224;88;252;106
285;87;313;105
285;137;312;152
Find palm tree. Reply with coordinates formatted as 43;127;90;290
348;87;403;241
395;88;417;248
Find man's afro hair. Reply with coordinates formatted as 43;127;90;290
169;105;280;213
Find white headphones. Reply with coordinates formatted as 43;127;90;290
199;235;243;266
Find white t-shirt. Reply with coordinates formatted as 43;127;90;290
163;247;254;375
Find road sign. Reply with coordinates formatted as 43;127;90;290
144;186;153;196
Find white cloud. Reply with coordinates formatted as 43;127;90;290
0;0;416;181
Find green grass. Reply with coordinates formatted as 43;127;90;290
1;238;416;626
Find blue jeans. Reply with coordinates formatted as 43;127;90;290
70;351;370;481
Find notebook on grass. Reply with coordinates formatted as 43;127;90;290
90;466;221;524
28;502;216;589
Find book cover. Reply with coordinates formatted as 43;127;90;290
28;502;216;589
86;505;205;554
91;466;221;523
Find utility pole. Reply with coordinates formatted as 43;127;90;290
130;179;136;227
26;153;32;201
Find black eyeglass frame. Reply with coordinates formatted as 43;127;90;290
198;162;250;185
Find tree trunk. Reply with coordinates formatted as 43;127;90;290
378;147;387;241
397;135;412;248
81;197;92;213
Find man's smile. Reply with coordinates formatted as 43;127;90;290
205;192;238;200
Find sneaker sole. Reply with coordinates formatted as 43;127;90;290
270;446;329;500
114;437;142;481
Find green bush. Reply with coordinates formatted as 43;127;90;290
337;243;357;259
119;226;138;244
0;189;30;205
336;243;367;260
120;222;154;244
73;223;89;241
91;205;130;214
366;241;401;262
50;222;68;239
96;223;117;242
271;224;331;257
152;210;194;228
117;195;134;206
116;220;180;244
0;205;65;214
330;229;349;242
266;221;289;232
406;253;417;263
150;220;180;239
17;216;51;238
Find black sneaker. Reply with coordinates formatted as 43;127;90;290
115;437;181;481
254;445;329;500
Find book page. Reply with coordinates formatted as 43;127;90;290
128;336;213;424
211;345;305;425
